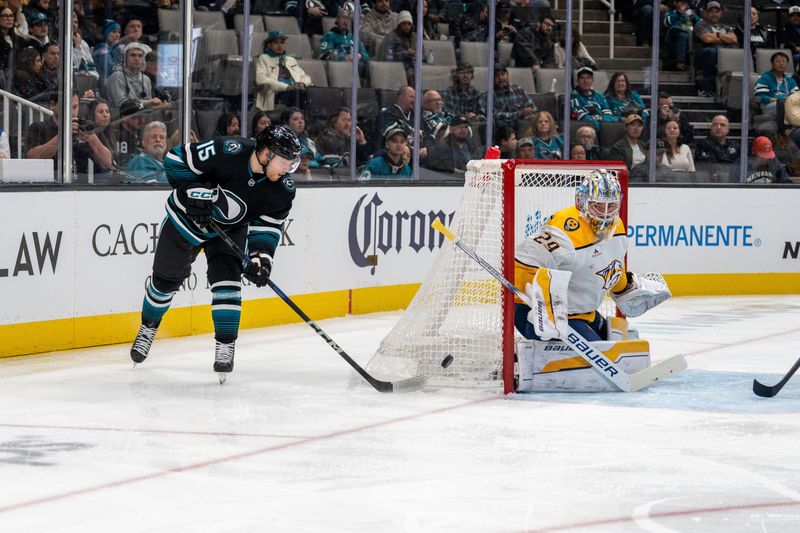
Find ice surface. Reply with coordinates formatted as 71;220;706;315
1;296;799;532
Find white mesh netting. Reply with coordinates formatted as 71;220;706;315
365;160;623;389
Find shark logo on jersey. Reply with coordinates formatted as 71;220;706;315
223;139;243;154
564;217;580;232
595;259;624;291
212;188;247;224
282;176;296;192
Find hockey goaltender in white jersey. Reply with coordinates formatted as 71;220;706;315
513;169;671;392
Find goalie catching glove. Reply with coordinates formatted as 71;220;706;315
182;183;218;226
243;251;272;287
611;272;671;318
525;268;572;341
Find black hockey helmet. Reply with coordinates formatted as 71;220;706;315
256;124;302;161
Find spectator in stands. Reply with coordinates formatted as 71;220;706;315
442;63;486;121
754;51;798;116
319;10;369;77
105;42;165;109
119;17;153;50
491;64;537;130
73;27;99;80
92;20;123;81
495;1;520;44
21;10;50;53
460;1;490;42
608;114;648;179
0;7;18;75
125;120;167;183
420;0;440;41
39;41;58;94
515;136;535;158
754;121;800;177
317;107;371;167
737;6;770;60
255;31;312;111
25;91;113;177
656;119;694;172
693;1;737;97
569;143;586;160
7;0;28;40
281;106;322;167
424;114;478;175
663;0;699;71
529;111;563;160
421;89;451;144
143;50;172;104
13;47;48;102
512;14;557;73
694;114;740;181
88;98;115;158
214;112;241;137
361;0;398;56
24;0;55;30
576;125;602;160
779;6;800;73
494;125;517;158
114;98;144;166
632;0;668;47
167;129;198;151
360;126;413;179
73;3;101;47
250;111;271;139
605;72;649;123
378;11;416;83
380;85;416;141
570;66;616;131
657;92;694;144
287;0;368;37
555;25;596;70
747;136;791;183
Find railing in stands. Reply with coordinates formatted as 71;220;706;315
0;89;53;159
555;0;616;59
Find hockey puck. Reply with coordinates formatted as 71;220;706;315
441;355;454;368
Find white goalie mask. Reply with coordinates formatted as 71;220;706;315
575;169;622;239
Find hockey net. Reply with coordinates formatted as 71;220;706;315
366;159;628;393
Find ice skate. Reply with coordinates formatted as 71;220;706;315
130;322;158;366
214;340;235;384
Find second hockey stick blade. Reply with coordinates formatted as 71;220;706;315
753;357;800;398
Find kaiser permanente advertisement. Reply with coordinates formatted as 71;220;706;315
0;186;797;356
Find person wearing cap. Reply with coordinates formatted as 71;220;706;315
424;114;479;175
255;30;312;111
570;66;616;131
608;113;649;179
747;136;792;183
105;41;164;109
378;11;416;82
779;6;800;71
319;9;369;77
754;51;798;116
693;1;737;97
515;136;535;159
442;63;486;121
663;0;700;71
360;0;397;56
115;99;145;166
511;14;556;72
92;20;123;81
359;126;413;180
492;65;537;130
20;9;49;52
495;1;521;43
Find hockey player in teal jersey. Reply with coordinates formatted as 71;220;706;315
130;125;301;378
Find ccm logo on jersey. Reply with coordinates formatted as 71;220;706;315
566;333;619;377
188;189;216;200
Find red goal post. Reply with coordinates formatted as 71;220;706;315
367;159;629;394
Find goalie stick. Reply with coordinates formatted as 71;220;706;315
430;219;686;392
753;357;800;398
207;220;426;393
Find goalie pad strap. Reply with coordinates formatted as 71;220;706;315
525;268;571;341
612;272;671;318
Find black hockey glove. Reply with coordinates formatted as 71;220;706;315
183;184;217;226
243;252;272;287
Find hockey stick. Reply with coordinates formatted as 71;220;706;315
206;220;426;393
753;357;800;398
431;219;686;392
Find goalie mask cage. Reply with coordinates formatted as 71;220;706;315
366;159;629;393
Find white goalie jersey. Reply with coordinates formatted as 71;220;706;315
514;205;628;315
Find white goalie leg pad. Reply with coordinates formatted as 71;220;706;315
606;316;629;341
515;338;651;392
612;272;671;318
525;268;572;341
